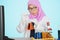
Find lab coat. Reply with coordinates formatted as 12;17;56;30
16;13;51;38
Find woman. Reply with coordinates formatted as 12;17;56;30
17;0;52;38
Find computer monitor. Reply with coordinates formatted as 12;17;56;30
58;30;60;39
0;6;14;40
0;6;4;40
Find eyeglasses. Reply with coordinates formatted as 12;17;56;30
28;7;37;11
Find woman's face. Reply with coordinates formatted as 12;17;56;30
28;4;38;16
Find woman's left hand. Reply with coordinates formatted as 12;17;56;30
48;28;52;30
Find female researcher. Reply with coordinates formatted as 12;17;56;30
17;0;52;38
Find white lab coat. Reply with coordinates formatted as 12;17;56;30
16;13;51;38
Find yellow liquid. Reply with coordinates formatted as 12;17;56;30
31;37;34;40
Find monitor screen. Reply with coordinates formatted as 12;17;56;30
58;30;60;39
0;6;4;40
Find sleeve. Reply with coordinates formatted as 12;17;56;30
16;14;27;33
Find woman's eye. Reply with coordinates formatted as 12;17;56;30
28;7;37;10
34;7;37;8
28;8;32;10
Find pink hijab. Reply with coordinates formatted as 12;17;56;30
28;0;46;22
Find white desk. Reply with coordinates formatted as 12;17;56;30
13;38;57;40
14;38;31;40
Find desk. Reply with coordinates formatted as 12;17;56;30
14;38;31;40
13;38;57;40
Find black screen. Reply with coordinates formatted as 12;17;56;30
0;6;4;40
58;30;60;39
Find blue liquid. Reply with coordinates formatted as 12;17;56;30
34;32;42;39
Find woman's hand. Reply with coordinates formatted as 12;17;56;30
48;28;52;30
47;22;52;31
47;22;50;26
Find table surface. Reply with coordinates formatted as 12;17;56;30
12;38;57;40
